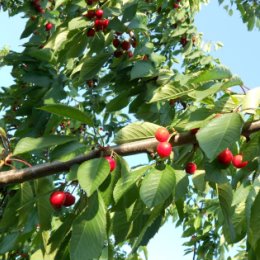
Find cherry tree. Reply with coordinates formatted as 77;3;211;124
0;0;260;259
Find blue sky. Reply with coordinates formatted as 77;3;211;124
0;1;259;259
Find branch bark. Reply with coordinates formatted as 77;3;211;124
0;120;259;185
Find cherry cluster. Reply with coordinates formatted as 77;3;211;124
155;127;172;158
31;0;45;14
218;148;248;168
86;0;99;5
85;9;110;37
112;33;137;58
49;191;76;209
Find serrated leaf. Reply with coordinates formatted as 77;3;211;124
39;104;93;126
189;66;232;84
13;135;76;155
149;83;194;103
197;113;243;160
70;192;106;260
114;122;160;144
78;158;110;197
140;165;175;208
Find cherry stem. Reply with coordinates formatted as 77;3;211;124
7;158;32;168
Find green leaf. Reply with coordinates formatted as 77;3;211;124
113;165;150;203
196;113;243;161
205;161;229;184
218;183;236;242
0;232;19;254
79;52;111;81
249;191;260;249
192;171;206;192
106;91;131;112
13;135;76;155
70;192;106;260
189;66;232;84
114;121;160;144
128;13;148;30
140;165;175;208
130;61;155;80
232;184;251;206
175;170;189;200
39;104;93;126
149;83;195;103
242;87;260;114
68;17;89;30
78;158;110;197
50;141;86;162
34;178;54;231
122;3;138;23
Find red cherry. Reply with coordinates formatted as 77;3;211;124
114;50;123;58
45;22;53;31
49;191;66;208
86;0;93;5
157;142;172;158
95;9;104;19
131;39;137;48
180;36;187;46
113;38;121;48
102;19;110;29
63;192;76;207
87;28;95;37
86;10;96;19
185;162;197;174
217;148;233;165
94;19;103;31
127;51;133;58
36;6;45;13
232;154;248;168
190;128;199;134
155;127;170;142
173;3;180;9
121;41;131;50
105;156;116;171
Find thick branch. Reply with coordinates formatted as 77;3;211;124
0;120;259;185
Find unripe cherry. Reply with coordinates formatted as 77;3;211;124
105;156;116;171
157;142;172;158
185;162;197;174
217;148;233;165
155;127;170;142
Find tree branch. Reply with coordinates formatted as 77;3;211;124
0;120;259;185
